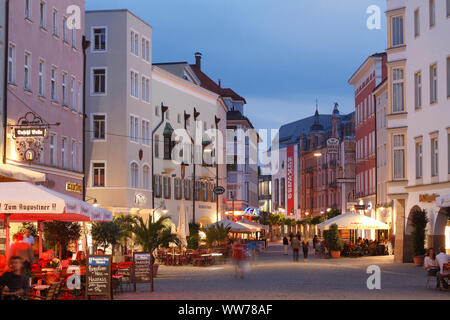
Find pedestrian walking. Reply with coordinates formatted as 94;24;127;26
296;232;301;241
232;240;248;279
282;236;289;255
291;237;300;262
289;233;294;243
312;235;318;251
314;240;322;258
302;239;309;260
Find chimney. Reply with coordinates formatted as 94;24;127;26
218;79;221;88
195;52;202;70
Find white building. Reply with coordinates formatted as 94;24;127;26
385;0;450;261
84;10;153;217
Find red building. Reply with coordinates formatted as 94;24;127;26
348;53;387;231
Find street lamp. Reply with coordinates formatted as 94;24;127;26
152;202;168;223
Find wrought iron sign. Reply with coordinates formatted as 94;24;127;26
11;112;52;162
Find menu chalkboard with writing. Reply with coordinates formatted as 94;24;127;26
86;255;112;299
132;252;152;288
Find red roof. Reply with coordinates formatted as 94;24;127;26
190;64;246;103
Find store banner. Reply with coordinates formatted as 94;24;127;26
286;146;294;217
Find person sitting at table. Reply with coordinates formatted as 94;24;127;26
435;247;449;289
424;248;440;276
0;256;30;300
7;233;34;273
60;251;73;269
73;251;86;266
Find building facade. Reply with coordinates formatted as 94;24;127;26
385;0;450;261
6;0;85;198
258;174;272;213
0;0;6;163
348;53;387;239
151;62;228;227
84;10;153;216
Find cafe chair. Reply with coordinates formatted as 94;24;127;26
28;281;62;300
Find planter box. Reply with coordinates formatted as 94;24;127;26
330;250;341;259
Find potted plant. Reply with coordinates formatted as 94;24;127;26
325;224;344;258
410;208;429;266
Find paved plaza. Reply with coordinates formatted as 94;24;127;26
115;243;450;300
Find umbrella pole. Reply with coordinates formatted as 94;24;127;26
38;221;43;258
4;215;10;263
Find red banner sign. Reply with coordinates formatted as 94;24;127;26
286;145;294;217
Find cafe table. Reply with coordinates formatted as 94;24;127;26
31;284;50;297
167;253;181;265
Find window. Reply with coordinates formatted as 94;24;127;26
92;68;106;94
154;175;162;198
155;106;159;117
194;181;201;201
429;0;435;27
71;28;76;49
177;114;181;124
448;134;450;174
431;137;439;177
274;179;279;208
184;179;191;200
141;77;150;102
154;134;160;158
130;31;134;53
7;44;15;84
93;115;106;140
164;134;172;160
416;142;423;179
38;60;45;97
62;73;68;105
141;38;150;61
392;68;404;113
62;17;68;42
163;176;171;199
131;163;139;188
70;77;76;109
50;67;57;101
430;64;438;104
130;71;139;97
143;165;150;190
77;83;82;112
24;53;31;90
40;1;46;28
93;27;106;51
134;33;139;55
415;72;422;109
280;178;285;208
61;138;67;169
174;179;182;200
391;16;404;47
52;9;57;35
78;142;82;171
448;0;450;16
130;115;139;142
142;120;150;145
202;182;208;201
92;162;105;187
393;134;405;180
50;134;56;165
25;0;32;20
71;140;76;171
414;9;420;37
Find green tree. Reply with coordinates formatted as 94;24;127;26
410;208;429;256
202;224;231;247
90;215;132;258
187;222;200;250
325;208;341;220
43;221;81;259
324;224;344;252
18;223;38;238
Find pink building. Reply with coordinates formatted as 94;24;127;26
5;0;85;198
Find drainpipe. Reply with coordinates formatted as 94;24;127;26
192;108;200;223
2;0;10;165
82;36;90;200
215;116;221;223
152;103;168;211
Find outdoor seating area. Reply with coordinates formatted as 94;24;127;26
156;248;226;267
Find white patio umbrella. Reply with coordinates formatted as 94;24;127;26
436;194;450;208
238;220;269;231
205;219;254;233
176;199;189;248
317;212;390;230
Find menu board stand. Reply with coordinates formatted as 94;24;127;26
132;252;153;292
85;255;113;300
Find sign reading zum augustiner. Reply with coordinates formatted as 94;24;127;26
0;203;58;213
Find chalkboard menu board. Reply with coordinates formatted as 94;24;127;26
86;255;112;299
133;252;152;284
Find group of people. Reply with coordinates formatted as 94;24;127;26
424;247;449;289
283;233;321;262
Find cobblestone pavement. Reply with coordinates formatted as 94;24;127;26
115;243;450;300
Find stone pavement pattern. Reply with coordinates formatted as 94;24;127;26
115;244;450;300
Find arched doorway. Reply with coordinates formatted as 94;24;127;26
404;205;424;262
432;207;450;254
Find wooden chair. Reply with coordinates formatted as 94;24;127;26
192;252;204;266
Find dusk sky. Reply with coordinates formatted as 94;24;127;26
86;0;387;130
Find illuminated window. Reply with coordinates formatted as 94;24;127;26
93;162;105;187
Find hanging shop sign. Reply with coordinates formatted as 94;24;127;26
12;112;50;162
286;145;295;217
327;138;339;154
66;182;83;193
243;207;260;216
213;186;225;195
135;193;147;206
419;193;440;203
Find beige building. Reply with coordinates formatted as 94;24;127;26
151;64;228;227
84;10;153;217
386;0;450;261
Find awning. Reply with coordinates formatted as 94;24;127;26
204;219;255;233
436;194;450;208
0;163;46;182
0;182;112;222
318;212;390;230
237;220;269;231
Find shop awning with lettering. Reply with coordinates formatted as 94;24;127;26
0;163;46;182
0;182;112;222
